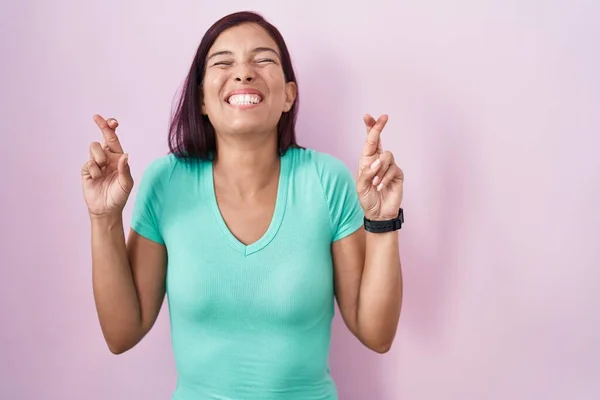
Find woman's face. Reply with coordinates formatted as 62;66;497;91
201;23;296;138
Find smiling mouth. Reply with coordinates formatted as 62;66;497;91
227;94;262;106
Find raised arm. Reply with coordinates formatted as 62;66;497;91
333;114;404;353
83;115;167;354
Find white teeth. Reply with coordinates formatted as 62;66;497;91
228;94;261;105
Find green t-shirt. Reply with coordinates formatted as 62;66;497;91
131;147;364;399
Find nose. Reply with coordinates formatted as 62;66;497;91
234;63;255;82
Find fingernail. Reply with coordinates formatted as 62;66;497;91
370;159;381;170
377;183;384;191
372;176;380;185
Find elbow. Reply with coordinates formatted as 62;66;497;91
368;339;394;354
374;342;393;354
108;344;128;355
356;322;397;354
107;340;132;355
104;334;138;355
358;333;395;354
101;324;145;355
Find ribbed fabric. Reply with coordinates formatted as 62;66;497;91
131;147;364;400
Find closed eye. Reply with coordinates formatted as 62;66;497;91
256;58;276;64
213;61;233;67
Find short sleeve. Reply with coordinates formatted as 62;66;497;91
130;157;171;244
313;152;365;242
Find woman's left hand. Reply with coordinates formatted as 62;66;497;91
356;114;404;221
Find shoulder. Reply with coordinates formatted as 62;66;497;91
138;153;195;185
133;153;202;214
287;148;363;239
287;146;358;208
139;153;176;178
288;147;355;181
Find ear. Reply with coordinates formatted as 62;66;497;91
282;81;297;112
198;87;208;115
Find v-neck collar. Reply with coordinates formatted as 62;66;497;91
205;152;291;257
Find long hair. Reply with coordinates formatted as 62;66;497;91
168;11;300;160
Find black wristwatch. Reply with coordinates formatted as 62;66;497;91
363;208;404;233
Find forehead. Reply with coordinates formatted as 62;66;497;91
209;23;280;54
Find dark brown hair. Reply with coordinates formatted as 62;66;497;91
168;11;300;160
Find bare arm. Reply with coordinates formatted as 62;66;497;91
83;115;167;354
332;227;402;354
91;214;167;354
332;113;404;353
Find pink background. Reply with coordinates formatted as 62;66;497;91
1;0;599;399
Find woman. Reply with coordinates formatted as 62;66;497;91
81;10;404;400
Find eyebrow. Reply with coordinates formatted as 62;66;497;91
207;47;280;62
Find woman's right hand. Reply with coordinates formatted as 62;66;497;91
81;114;134;217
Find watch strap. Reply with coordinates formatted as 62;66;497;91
363;208;404;233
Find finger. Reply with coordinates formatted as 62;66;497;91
82;159;102;179
362;114;388;157
89;141;107;168
357;157;383;195
93;114;123;154
377;164;404;192
81;161;91;179
370;151;394;187
358;152;378;174
363;114;376;134
117;153;134;193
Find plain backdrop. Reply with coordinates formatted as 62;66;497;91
1;0;599;399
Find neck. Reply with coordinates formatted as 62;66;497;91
213;132;280;197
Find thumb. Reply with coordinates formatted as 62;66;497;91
117;153;134;192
